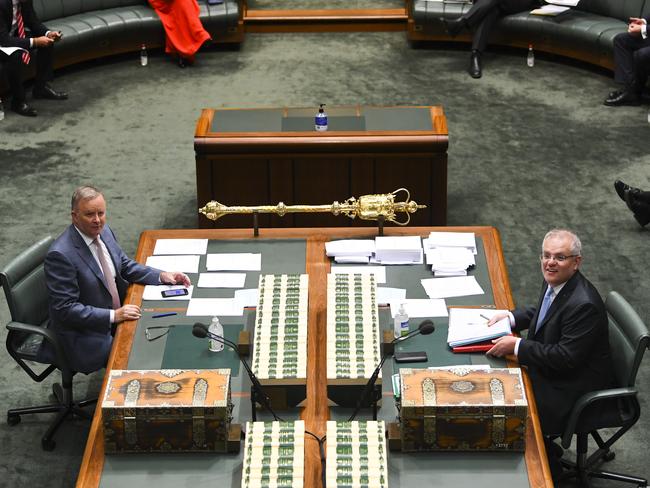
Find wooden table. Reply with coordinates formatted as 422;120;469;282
76;227;552;488
194;106;449;228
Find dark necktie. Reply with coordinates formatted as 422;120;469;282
15;2;31;64
93;238;121;310
535;286;554;333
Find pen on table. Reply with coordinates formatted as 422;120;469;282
481;314;492;325
152;312;178;319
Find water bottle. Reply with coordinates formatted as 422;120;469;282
393;303;409;339
0;100;4;121
527;44;535;68
315;104;328;131
647;107;650;125
208;316;224;352
140;44;148;67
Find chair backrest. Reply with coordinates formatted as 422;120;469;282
0;236;54;328
576;0;646;22
606;291;650;388
32;0;148;23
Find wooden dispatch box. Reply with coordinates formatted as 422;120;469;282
102;369;240;453
397;366;527;452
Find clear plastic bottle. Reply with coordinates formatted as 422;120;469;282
393;303;409;338
140;44;148;67
315;104;328;131
0;100;4;121
208;316;224;352
527;44;535;68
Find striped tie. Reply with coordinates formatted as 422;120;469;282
16;3;31;64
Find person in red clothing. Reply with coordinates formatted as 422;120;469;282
148;0;212;67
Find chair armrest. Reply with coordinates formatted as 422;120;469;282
6;321;71;374
561;387;638;448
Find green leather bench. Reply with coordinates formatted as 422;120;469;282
407;0;650;70
31;0;244;69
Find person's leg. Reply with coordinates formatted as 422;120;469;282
32;43;67;100
1;51;27;105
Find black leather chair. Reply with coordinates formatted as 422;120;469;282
559;291;649;488
1;236;96;451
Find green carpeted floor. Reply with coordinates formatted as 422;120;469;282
0;31;649;487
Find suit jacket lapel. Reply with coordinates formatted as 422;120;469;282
534;272;581;336
69;225;111;293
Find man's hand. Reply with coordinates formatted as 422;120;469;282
46;31;62;42
487;312;509;326
486;335;518;357
115;304;142;323
628;22;644;35
32;36;54;48
160;271;191;286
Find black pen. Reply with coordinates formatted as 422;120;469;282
152;312;178;319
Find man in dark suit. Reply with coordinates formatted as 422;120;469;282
486;229;613;479
42;186;191;373
443;0;539;78
604;17;650;106
614;179;650;226
0;0;67;116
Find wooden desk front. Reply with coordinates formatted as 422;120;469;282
76;227;552;488
194;106;449;228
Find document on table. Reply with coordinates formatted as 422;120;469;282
421;276;485;299
531;4;571;14
142;285;193;301
197;273;247;288
377;287;406;305
546;0;578;6
153;239;208;255
447;308;511;347
186;298;243;317
234;288;259;308
331;265;387;284
0;47;27;56
325;239;375;257
374;235;423;264
389;298;448;318
425;232;477;254
206;253;261;271
145;255;200;273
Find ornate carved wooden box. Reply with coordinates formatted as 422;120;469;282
102;369;234;453
399;366;527;452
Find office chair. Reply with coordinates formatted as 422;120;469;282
559;291;649;488
1;236;97;451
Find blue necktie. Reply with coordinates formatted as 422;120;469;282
535;286;554;333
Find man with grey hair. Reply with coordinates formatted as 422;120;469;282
487;229;613;479
41;185;191;373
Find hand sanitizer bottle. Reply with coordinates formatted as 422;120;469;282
315;104;328;131
394;303;409;338
208;316;224;352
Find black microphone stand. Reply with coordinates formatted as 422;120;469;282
200;328;281;422
348;323;433;422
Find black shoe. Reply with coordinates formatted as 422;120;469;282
33;84;68;100
469;50;482;79
604;89;641;106
614;180;635;202
441;17;466;37
608;89;623;99
10;101;38;117
178;57;187;68
633;211;650;227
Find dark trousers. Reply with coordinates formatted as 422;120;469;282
0;41;54;104
463;0;538;52
613;31;650;92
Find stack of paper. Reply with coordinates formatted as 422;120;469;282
447;308;512;347
425;247;476;276
424;231;477;254
325;239;375;264
374;236;423;264
531;4;571;15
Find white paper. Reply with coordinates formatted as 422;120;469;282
374;235;423;264
197;272;246;288
153;239;208;255
425;232;477;254
334;255;371;264
389;298;448;318
545;0;578;6
325;239;375;257
447;308;511;347
234;288;259;308
206;253;261;271
433;269;467;277
377;287;406;305
0;47;28;57
531;4;570;14
186;298;243;317
426;247;475;268
142;285;193;301
421;276;485;299
331;265;387;284
145;255;200;273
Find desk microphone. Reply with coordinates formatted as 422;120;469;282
191;322;281;421
348;319;435;421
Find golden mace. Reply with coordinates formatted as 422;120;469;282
199;188;426;226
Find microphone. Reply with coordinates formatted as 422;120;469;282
348;319;435;421
192;322;281;421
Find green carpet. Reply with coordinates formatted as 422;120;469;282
0;32;649;487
